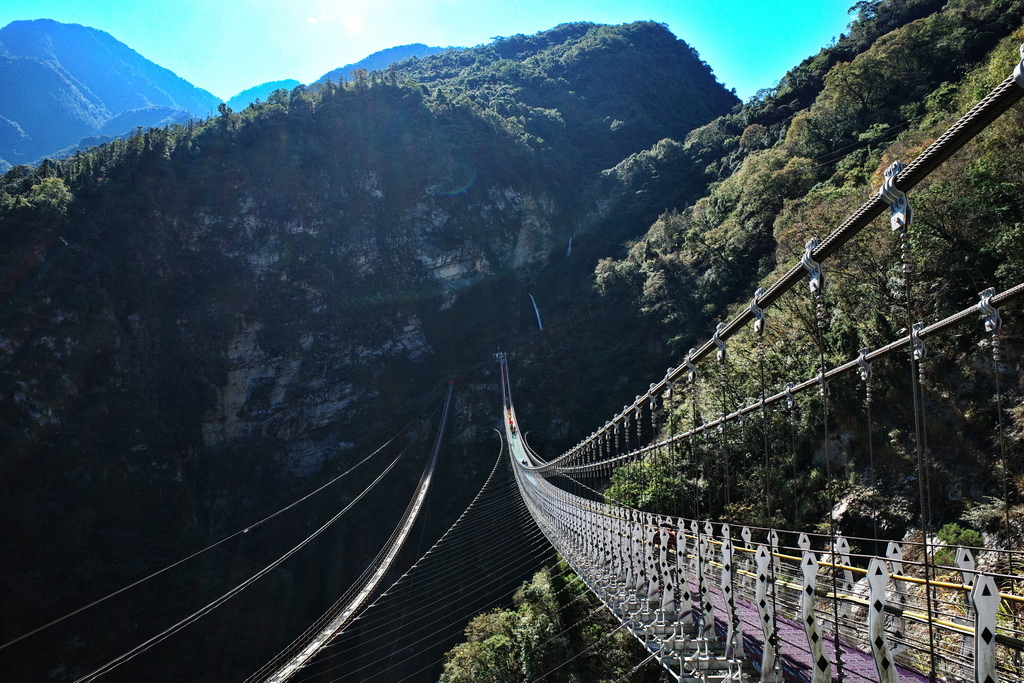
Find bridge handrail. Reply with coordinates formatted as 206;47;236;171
545;281;1024;474
514;457;1024;681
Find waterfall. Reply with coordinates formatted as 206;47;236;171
528;293;543;330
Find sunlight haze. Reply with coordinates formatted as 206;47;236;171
0;0;854;101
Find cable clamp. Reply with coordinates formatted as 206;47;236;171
880;160;912;232
750;287;766;335
1014;43;1024;88
800;237;823;294
856;347;872;383
816;370;829;397
785;382;796;410
684;349;697;383
911;322;926;361
978;287;1002;332
713;322;727;363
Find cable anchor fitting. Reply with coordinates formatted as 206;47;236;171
750;287;766;335
713;322;727;363
880;160;913;233
856;347;872;383
978;287;1002;333
684;349;697;383
800;237;823;294
911;322;926;361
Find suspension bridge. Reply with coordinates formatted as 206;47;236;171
495;44;1024;683
6;40;1024;683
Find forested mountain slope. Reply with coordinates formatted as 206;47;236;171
0;21;735;681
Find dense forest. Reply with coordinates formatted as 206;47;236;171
1;1;1023;681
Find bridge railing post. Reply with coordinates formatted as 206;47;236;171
970;574;1001;683
755;544;783;683
866;557;902;683
800;534;832;683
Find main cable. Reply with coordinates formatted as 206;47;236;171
74;440;415;682
0;383;444;653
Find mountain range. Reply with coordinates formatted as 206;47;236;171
0;19;221;168
0;20;448;169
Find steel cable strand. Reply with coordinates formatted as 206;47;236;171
317;548;561;683
296;511;548;663
349;478;535;609
808;240;845;682
552;282;1024;477
376;436;523;579
0;387;445;654
609;651;661;683
329;552;577;679
387;575;601;683
354;494;531;581
294;548;555;683
312;503;543;650
293;544;560;683
250;385;456;683
254;493;538;681
311;521;551;658
527;621;629;683
403;592;634;683
73;443;415;683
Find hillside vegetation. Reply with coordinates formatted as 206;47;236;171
2;2;1023;678
595;0;1024;539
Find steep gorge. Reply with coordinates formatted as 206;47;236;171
0;21;736;681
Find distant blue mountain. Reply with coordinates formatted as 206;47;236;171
315;43;449;84
226;79;302;111
0;19;221;167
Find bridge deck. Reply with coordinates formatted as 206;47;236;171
703;577;930;682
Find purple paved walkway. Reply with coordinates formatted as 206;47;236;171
684;573;930;682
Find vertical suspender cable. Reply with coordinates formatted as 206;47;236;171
803;236;845;682
883;159;938;683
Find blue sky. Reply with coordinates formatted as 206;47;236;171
0;0;855;101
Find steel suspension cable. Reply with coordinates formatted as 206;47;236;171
526;621;628;683
390;571;597;683
321;504;543;650
806;237;845;682
74;441;415;683
285;447;552;680
298;544;559;683
542;66;1024;469
250;382;455;683
295;487;537;655
0;386;445;654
